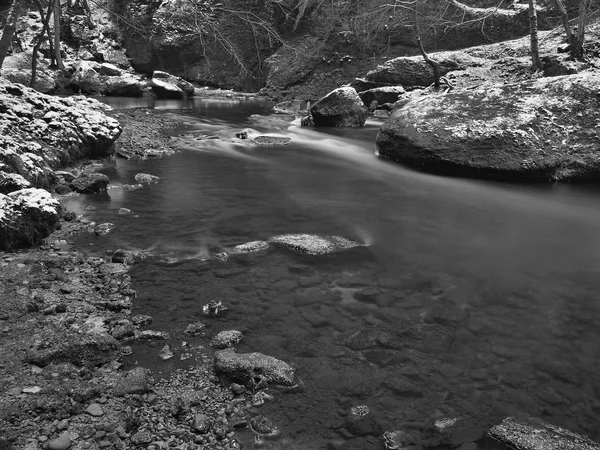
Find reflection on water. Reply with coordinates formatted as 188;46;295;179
66;100;600;449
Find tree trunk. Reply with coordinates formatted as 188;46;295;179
414;0;440;88
571;0;592;58
553;0;574;46
53;0;64;70
31;0;55;88
528;0;542;71
0;0;25;69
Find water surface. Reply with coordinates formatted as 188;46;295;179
67;98;600;449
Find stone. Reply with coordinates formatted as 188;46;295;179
47;434;71;450
202;300;228;317
210;330;243;349
0;188;60;251
131;430;153;445
134;173;159;183
376;73;600;181
136;330;169;340
193;414;211;434
214;349;296;387
345;406;382;437
97;63;122;76
232;241;270;254
118;208;132;215
184;322;206;336
1;52;55;93
159;344;174;360
70;173;110;193
488;414;600;450
70;61;106;94
104;75;144;97
131;315;154;326
113;367;154;397
94;223;114;236
251;136;292;146
358;86;405;107
112;249;146;265
85;403;105;417
366;55;461;87
151;71;195;99
269;233;362;256
310;87;368;127
250;416;280;439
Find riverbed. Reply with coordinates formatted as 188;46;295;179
64;98;600;448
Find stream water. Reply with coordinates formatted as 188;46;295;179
65;98;600;449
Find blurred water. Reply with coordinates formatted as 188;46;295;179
68;98;600;449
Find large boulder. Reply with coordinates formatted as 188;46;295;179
0;188;60;251
366;56;462;87
0;79;121;193
359;86;405;107
151;70;194;98
104;74;145;97
214;349;296;387
70;61;106;94
310;87;368;127
376;73;600;181
488;414;600;450
70;173;110;193
1;52;55;93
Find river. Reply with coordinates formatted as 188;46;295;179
64;97;600;449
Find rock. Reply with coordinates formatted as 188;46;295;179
488;414;600;450
0;188;60;251
112;249;146;265
202;300;228;317
401;324;454;354
70;61;106;94
269;233;362;256
113;367;154;397
104;75;144;97
310;87;368;127
1;52;55;93
131;315;153;326
376;73;600;181
134;173;159;183
159;344;174;360
70;173;110;193
131;431;153;445
359;86;405;107
151;70;195;99
85;403;105;417
232;241;270;254
250;416;280;439
345;405;383;437
210;330;243;349
25;330;120;367
0;172;31;194
184;322;206;336
366;55;461;87
118;208;132;215
193;414;211;434
97;63;122;76
214;349;296;387
47;434;71;450
136;330;169;340
350;78;399;92
94;223;114;236
251;136;292;146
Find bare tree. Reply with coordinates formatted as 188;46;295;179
30;0;55;87
571;0;593;58
53;0;64;69
414;0;441;87
0;0;25;69
528;0;542;70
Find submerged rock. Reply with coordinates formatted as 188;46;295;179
269;233;362;256
376;73;600;181
488;414;600;450
214;349;296;387
134;173;160;183
251;136;291;146
232;241;270;254
310;87;368;127
112;249;146;265
210;330;243;349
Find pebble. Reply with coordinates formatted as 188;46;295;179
85;403;105;417
47;434;71;450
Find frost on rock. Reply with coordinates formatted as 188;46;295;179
0;78;122;193
0;188;60;251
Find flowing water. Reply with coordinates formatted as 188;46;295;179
65;98;600;449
